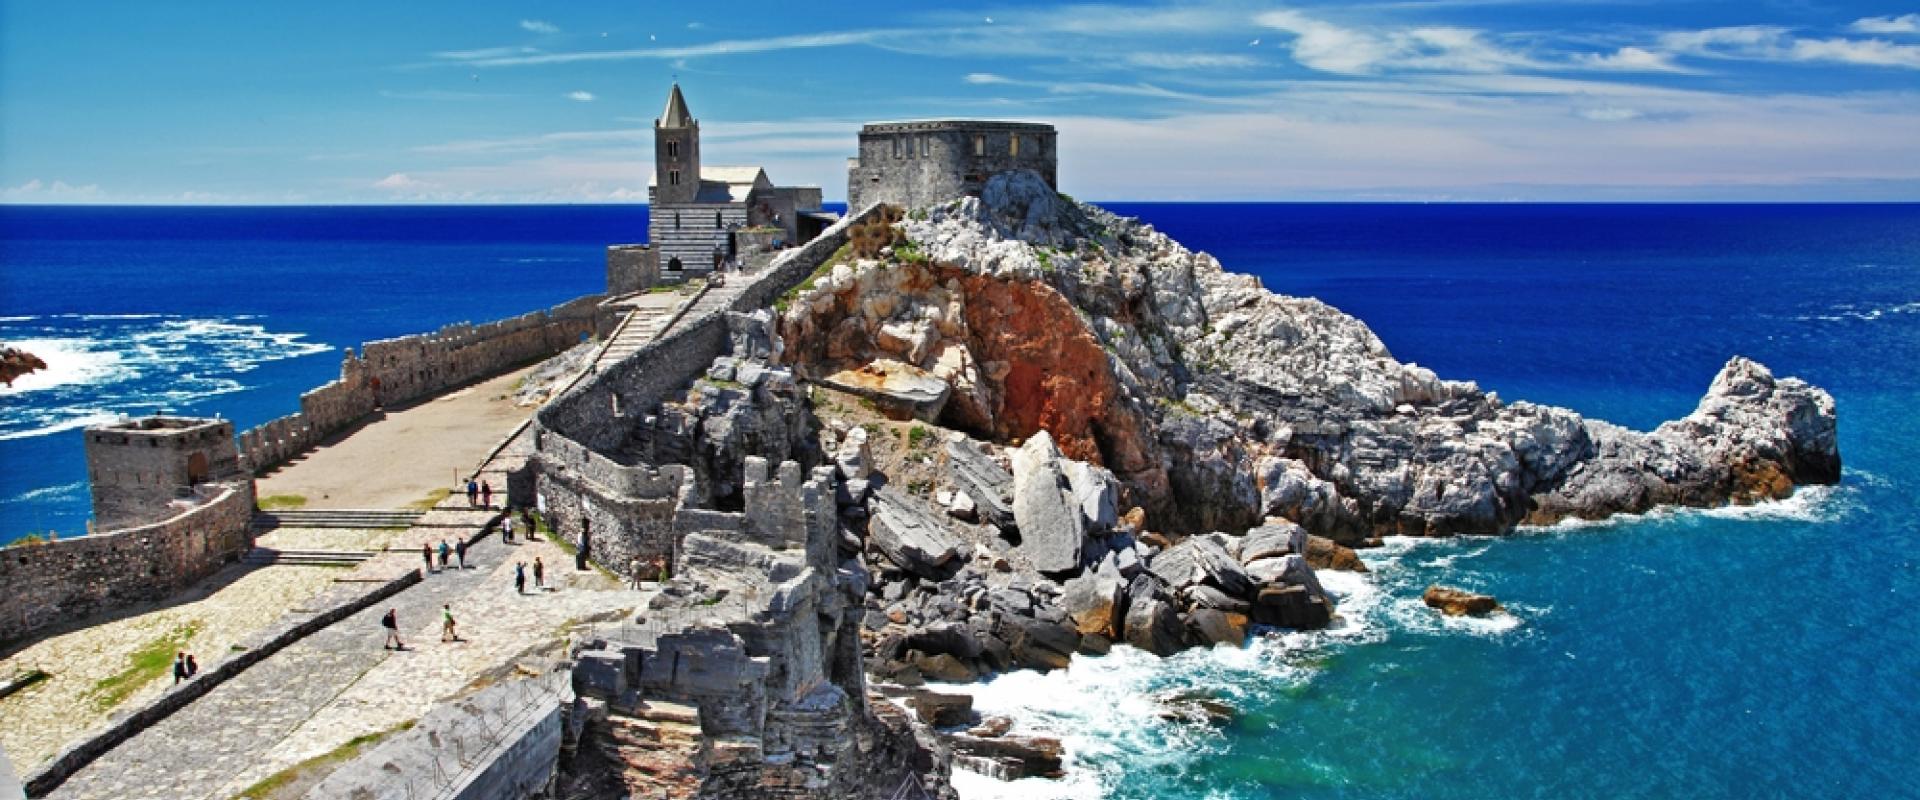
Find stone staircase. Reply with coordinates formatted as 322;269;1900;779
251;508;423;531
594;304;676;366
241;547;378;568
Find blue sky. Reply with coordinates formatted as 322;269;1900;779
2;0;1918;203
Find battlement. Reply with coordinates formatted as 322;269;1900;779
85;415;242;529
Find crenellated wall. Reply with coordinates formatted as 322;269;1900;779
238;294;613;474
0;482;254;645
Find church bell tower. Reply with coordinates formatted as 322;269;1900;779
654;83;700;205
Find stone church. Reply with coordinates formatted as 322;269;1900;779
609;84;827;292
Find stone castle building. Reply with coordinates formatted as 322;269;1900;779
610;84;828;293
846;120;1058;211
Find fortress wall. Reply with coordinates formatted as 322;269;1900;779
0;482;254;645
528;205;885;581
847;121;1057;211
239;294;611;474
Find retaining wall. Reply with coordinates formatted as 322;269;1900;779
0;483;254;647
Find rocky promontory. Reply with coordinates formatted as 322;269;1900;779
756;169;1837;684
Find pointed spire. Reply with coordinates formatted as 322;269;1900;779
659;83;694;128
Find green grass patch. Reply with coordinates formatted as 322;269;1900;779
89;623;200;711
894;239;928;266
231;720;416;800
774;243;852;314
8;531;53;547
406;487;451;511
257;494;307;511
906;424;934;450
1033;245;1056;273
646;284;677;294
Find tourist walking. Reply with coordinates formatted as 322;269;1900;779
381;608;403;650
186;653;198;677
455;538;468;569
437;539;451;570
480;480;492;509
466;479;479;507
502;514;515;543
441;604;459;642
422;543;433;574
533;556;545;590
514;561;527;594
173;652;188;685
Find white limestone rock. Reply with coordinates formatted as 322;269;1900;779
1009;431;1086;575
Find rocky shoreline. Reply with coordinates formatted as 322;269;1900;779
730;170;1839;781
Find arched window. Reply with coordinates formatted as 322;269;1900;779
667;140;679;158
1010;135;1020;156
669;169;681;186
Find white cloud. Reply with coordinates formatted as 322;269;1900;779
1654;24;1920;69
447;30;888;67
1;178;104;201
1254;10;1538;75
1577;46;1694;73
1850;14;1920;35
519;19;560;35
1123;52;1261;70
566;91;596;102
964;72;1012;85
373;172;430;190
1576;106;1644;122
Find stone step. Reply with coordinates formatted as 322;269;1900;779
242;548;377;567
252;509;422;530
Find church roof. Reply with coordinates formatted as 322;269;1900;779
659;83;694;128
647;166;771;202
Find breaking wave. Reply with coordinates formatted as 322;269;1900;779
0;315;330;440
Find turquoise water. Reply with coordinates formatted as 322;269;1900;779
947;204;1920;799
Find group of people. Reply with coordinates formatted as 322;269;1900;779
514;557;545;594
422;538;467;573
464;478;493;508
171;652;199;684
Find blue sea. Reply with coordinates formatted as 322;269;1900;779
3;203;1917;797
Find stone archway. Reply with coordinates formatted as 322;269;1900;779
187;452;209;484
668;257;683;271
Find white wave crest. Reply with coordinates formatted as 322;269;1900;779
0;410;123;441
4;481;87;504
0;337;129;395
1519;483;1854;534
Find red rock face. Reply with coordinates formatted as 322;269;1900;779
778;263;1171;520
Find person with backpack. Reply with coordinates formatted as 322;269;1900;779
381;608;403;650
441;604;459;643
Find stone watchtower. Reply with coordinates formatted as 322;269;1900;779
84;416;243;529
846;120;1058;211
653;83;700;205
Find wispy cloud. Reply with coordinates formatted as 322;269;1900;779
1122;52;1262;70
2;178;104;201
566;90;596;102
963;72;1256;104
1656;24;1920;69
520;19;560;35
442;30;890;67
1576;46;1696;73
1850;14;1920;35
1254;10;1541;75
373;172;430;190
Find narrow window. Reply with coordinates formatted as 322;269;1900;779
906;136;916;159
921;136;931;157
1010;135;1020;156
674;213;681;230
669;169;681;186
973;134;985;156
667;140;679;158
715;212;723;228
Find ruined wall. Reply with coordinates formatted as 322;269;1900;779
238;294;611;474
606;244;658;295
848;121;1057;212
0;482;253;645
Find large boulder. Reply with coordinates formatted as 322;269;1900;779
1186;608;1249;647
1244;554;1327;601
1250;584;1331;630
1010;431;1086;574
1122;594;1186;656
1064;460;1120;532
868;488;965;578
1306;535;1368;572
997;614;1079;671
835;425;872;480
948;437;1016;529
823;358;951;422
906;690;975;728
1239;520;1308;564
1147;536;1253;598
1423;585;1502;616
1059;572;1123;637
